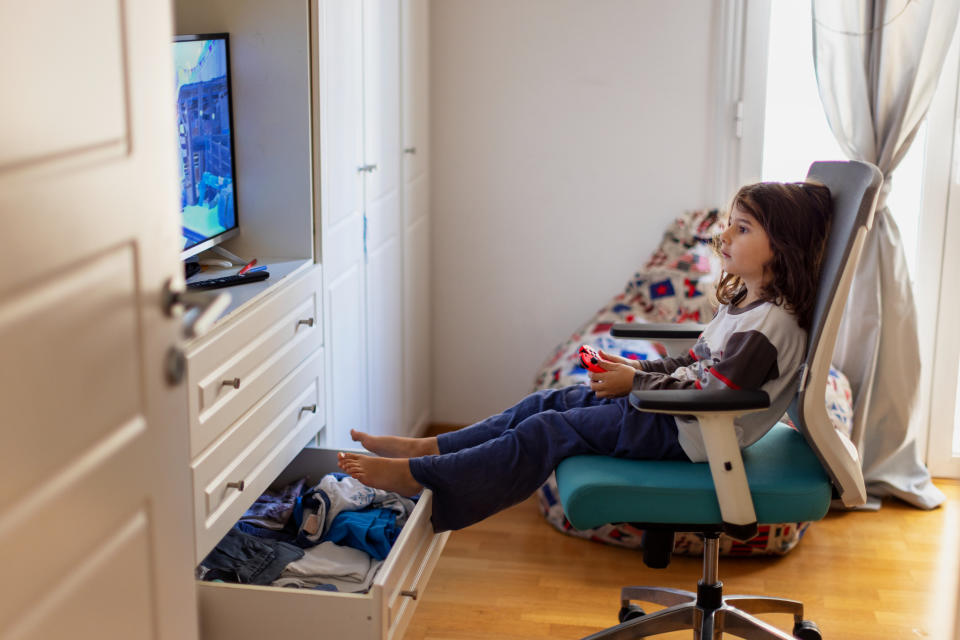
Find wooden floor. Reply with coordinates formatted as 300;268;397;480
403;479;960;639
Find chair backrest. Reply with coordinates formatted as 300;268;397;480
787;160;882;508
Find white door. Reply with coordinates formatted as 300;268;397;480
363;0;404;438
401;0;432;436
0;2;198;639
319;0;369;447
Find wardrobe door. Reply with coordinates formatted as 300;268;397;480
401;0;431;436
0;1;197;638
363;0;404;437
319;0;369;447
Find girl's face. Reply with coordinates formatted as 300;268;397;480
719;206;774;287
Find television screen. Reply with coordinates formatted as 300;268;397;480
173;34;239;257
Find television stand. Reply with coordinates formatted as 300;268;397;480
207;244;248;266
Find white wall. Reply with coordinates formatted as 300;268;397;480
430;0;720;423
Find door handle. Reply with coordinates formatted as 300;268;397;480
357;163;378;173
163;278;231;339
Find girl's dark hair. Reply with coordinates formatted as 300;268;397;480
715;181;832;330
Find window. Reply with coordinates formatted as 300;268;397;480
760;0;845;182
760;0;925;284
734;0;960;477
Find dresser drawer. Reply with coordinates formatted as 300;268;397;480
186;268;323;458
192;348;325;561
197;448;449;640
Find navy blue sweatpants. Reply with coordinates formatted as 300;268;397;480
408;385;688;532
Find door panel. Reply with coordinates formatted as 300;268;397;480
0;1;198;637
4;511;155;640
363;0;404;438
321;0;364;230
319;0;368;446
0;0;127;170
401;0;430;435
0;416;151;632
401;0;429;181
366;234;404;436
327;266;369;439
0;248;141;513
363;0;401;208
404;212;431;433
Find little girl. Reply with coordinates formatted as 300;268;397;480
339;181;833;532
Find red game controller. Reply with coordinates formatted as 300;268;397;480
578;345;606;373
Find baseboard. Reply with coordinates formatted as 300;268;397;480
422;422;466;437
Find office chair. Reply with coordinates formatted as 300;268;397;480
556;161;883;639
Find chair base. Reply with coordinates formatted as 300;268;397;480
583;589;809;639
580;536;820;640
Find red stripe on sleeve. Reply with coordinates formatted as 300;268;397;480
709;368;741;389
689;348;698;361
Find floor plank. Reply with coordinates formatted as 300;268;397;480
404;479;960;639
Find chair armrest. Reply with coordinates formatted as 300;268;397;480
629;388;769;541
611;322;707;340
629;389;769;413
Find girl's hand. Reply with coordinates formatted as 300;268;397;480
598;349;640;370
589;360;636;398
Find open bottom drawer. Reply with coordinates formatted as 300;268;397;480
197;447;449;640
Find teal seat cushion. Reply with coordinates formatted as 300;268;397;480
556;423;832;530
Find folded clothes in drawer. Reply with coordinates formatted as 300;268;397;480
197;448;449;640
199;471;418;592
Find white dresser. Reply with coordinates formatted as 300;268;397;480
182;265;447;640
186;265;326;560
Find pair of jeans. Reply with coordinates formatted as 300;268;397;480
409;385;687;532
199;526;304;585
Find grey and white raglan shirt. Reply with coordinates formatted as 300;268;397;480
631;300;807;462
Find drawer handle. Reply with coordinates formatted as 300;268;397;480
299;404;318;419
297;317;315;329
222;377;241;389
403;147;417;155
226;480;245;491
395;533;445;606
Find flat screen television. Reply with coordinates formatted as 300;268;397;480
173;33;240;259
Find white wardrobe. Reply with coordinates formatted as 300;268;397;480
320;0;431;448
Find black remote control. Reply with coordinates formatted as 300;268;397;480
186;270;270;290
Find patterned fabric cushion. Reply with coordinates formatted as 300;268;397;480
532;207;853;556
536;483;813;556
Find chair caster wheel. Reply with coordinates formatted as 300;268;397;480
793;619;821;640
618;604;646;623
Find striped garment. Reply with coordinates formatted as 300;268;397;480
633;299;806;462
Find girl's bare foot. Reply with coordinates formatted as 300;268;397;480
349;429;439;458
337;452;423;497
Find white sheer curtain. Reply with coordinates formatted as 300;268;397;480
811;0;959;508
